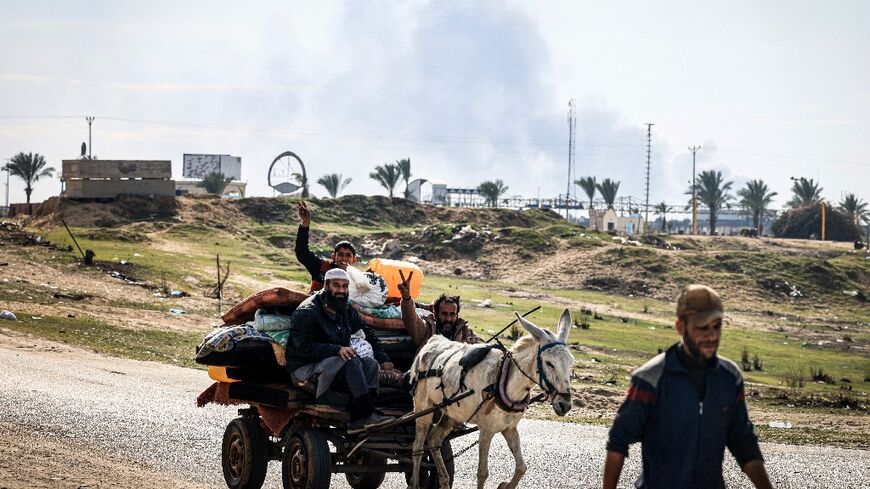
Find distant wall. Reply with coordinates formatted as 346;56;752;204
62;160;175;199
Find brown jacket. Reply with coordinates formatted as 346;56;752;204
400;297;481;349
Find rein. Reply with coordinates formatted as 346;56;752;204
494;340;570;412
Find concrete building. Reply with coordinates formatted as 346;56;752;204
589;208;645;235
62;160;175;199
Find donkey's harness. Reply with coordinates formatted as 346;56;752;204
412;339;568;415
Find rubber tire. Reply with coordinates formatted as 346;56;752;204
221;417;269;489
282;429;332;489
404;440;454;489
344;456;387;489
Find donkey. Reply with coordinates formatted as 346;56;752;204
408;309;575;489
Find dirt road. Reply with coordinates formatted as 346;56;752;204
1;329;866;489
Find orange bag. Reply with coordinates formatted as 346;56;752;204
221;287;309;326
208;366;239;383
367;258;424;300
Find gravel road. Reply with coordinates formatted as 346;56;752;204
0;330;866;489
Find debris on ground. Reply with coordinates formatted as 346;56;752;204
478;298;492;308
757;278;804;298
169;308;187;315
0;310;16;321
768;421;793;429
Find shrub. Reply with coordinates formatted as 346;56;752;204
783;367;806;388
740;347;752;372
752;353;764;371
507;323;521;341
809;366;834;384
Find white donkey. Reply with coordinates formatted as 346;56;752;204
408;309;575;489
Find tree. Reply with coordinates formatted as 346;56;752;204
685;170;733;235
291;171;310;198
5;152;55;214
737;179;777;235
595;178;620;210
477;179;509;207
317;173;352;198
654;202;670;233
839;193;869;227
787;177;822;208
369;163;401;197
396;158;412;199
574;176;596;210
198;172;233;195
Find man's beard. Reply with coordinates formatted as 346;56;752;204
324;289;348;310
436;318;455;334
682;332;718;362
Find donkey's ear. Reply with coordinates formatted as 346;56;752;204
515;312;551;342
557;309;571;343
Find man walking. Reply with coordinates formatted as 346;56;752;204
603;284;773;489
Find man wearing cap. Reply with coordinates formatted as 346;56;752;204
397;270;480;349
295;201;358;293
603;284;773;489
286;268;398;428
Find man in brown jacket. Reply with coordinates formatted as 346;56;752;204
397;270;481;349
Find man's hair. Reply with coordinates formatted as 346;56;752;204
433;293;461;315
333;240;357;256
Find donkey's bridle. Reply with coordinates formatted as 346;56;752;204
507;341;571;401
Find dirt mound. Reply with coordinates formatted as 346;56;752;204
235;195;564;228
32;196;177;228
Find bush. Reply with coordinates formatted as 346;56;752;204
783;367;806;388
752;353;764;371
809;366;834;384
771;205;861;241
740;347;752;372
507;323;521;341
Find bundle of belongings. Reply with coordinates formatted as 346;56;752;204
195;260;432;404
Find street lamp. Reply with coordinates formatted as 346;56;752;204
2;164;9;212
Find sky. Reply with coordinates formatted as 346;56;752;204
1;0;868;212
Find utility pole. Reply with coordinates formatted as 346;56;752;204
85;116;95;158
644;123;654;232
566;99;576;220
689;146;701;236
2;165;8;210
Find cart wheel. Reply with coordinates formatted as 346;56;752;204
282;428;331;489
344;456;387;489
404;440;454;489
222;417;269;489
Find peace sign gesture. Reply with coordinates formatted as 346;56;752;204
397;269;414;300
297;201;311;227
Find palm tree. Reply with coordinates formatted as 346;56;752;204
787;177;822;208
685;170;733;235
5;152;55;214
839;193;869;227
737;179;777;234
654;202;670;233
396;158;412;199
477;179;509;207
369;163;401;197
291;171;310;198
317;173;352;198
198;172;233;195
574;176;596;210
595;178;620;210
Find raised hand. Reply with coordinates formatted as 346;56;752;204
397;269;414;300
297;201;311;227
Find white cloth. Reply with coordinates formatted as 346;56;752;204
349;329;374;358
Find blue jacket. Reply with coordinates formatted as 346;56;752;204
607;344;762;489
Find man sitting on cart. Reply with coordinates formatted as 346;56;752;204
295;200;357;293
286;268;398;429
397;270;481;349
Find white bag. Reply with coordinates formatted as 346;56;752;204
346;266;388;308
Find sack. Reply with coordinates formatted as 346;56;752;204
254;308;293;332
346;266;388;308
222;287;309;326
